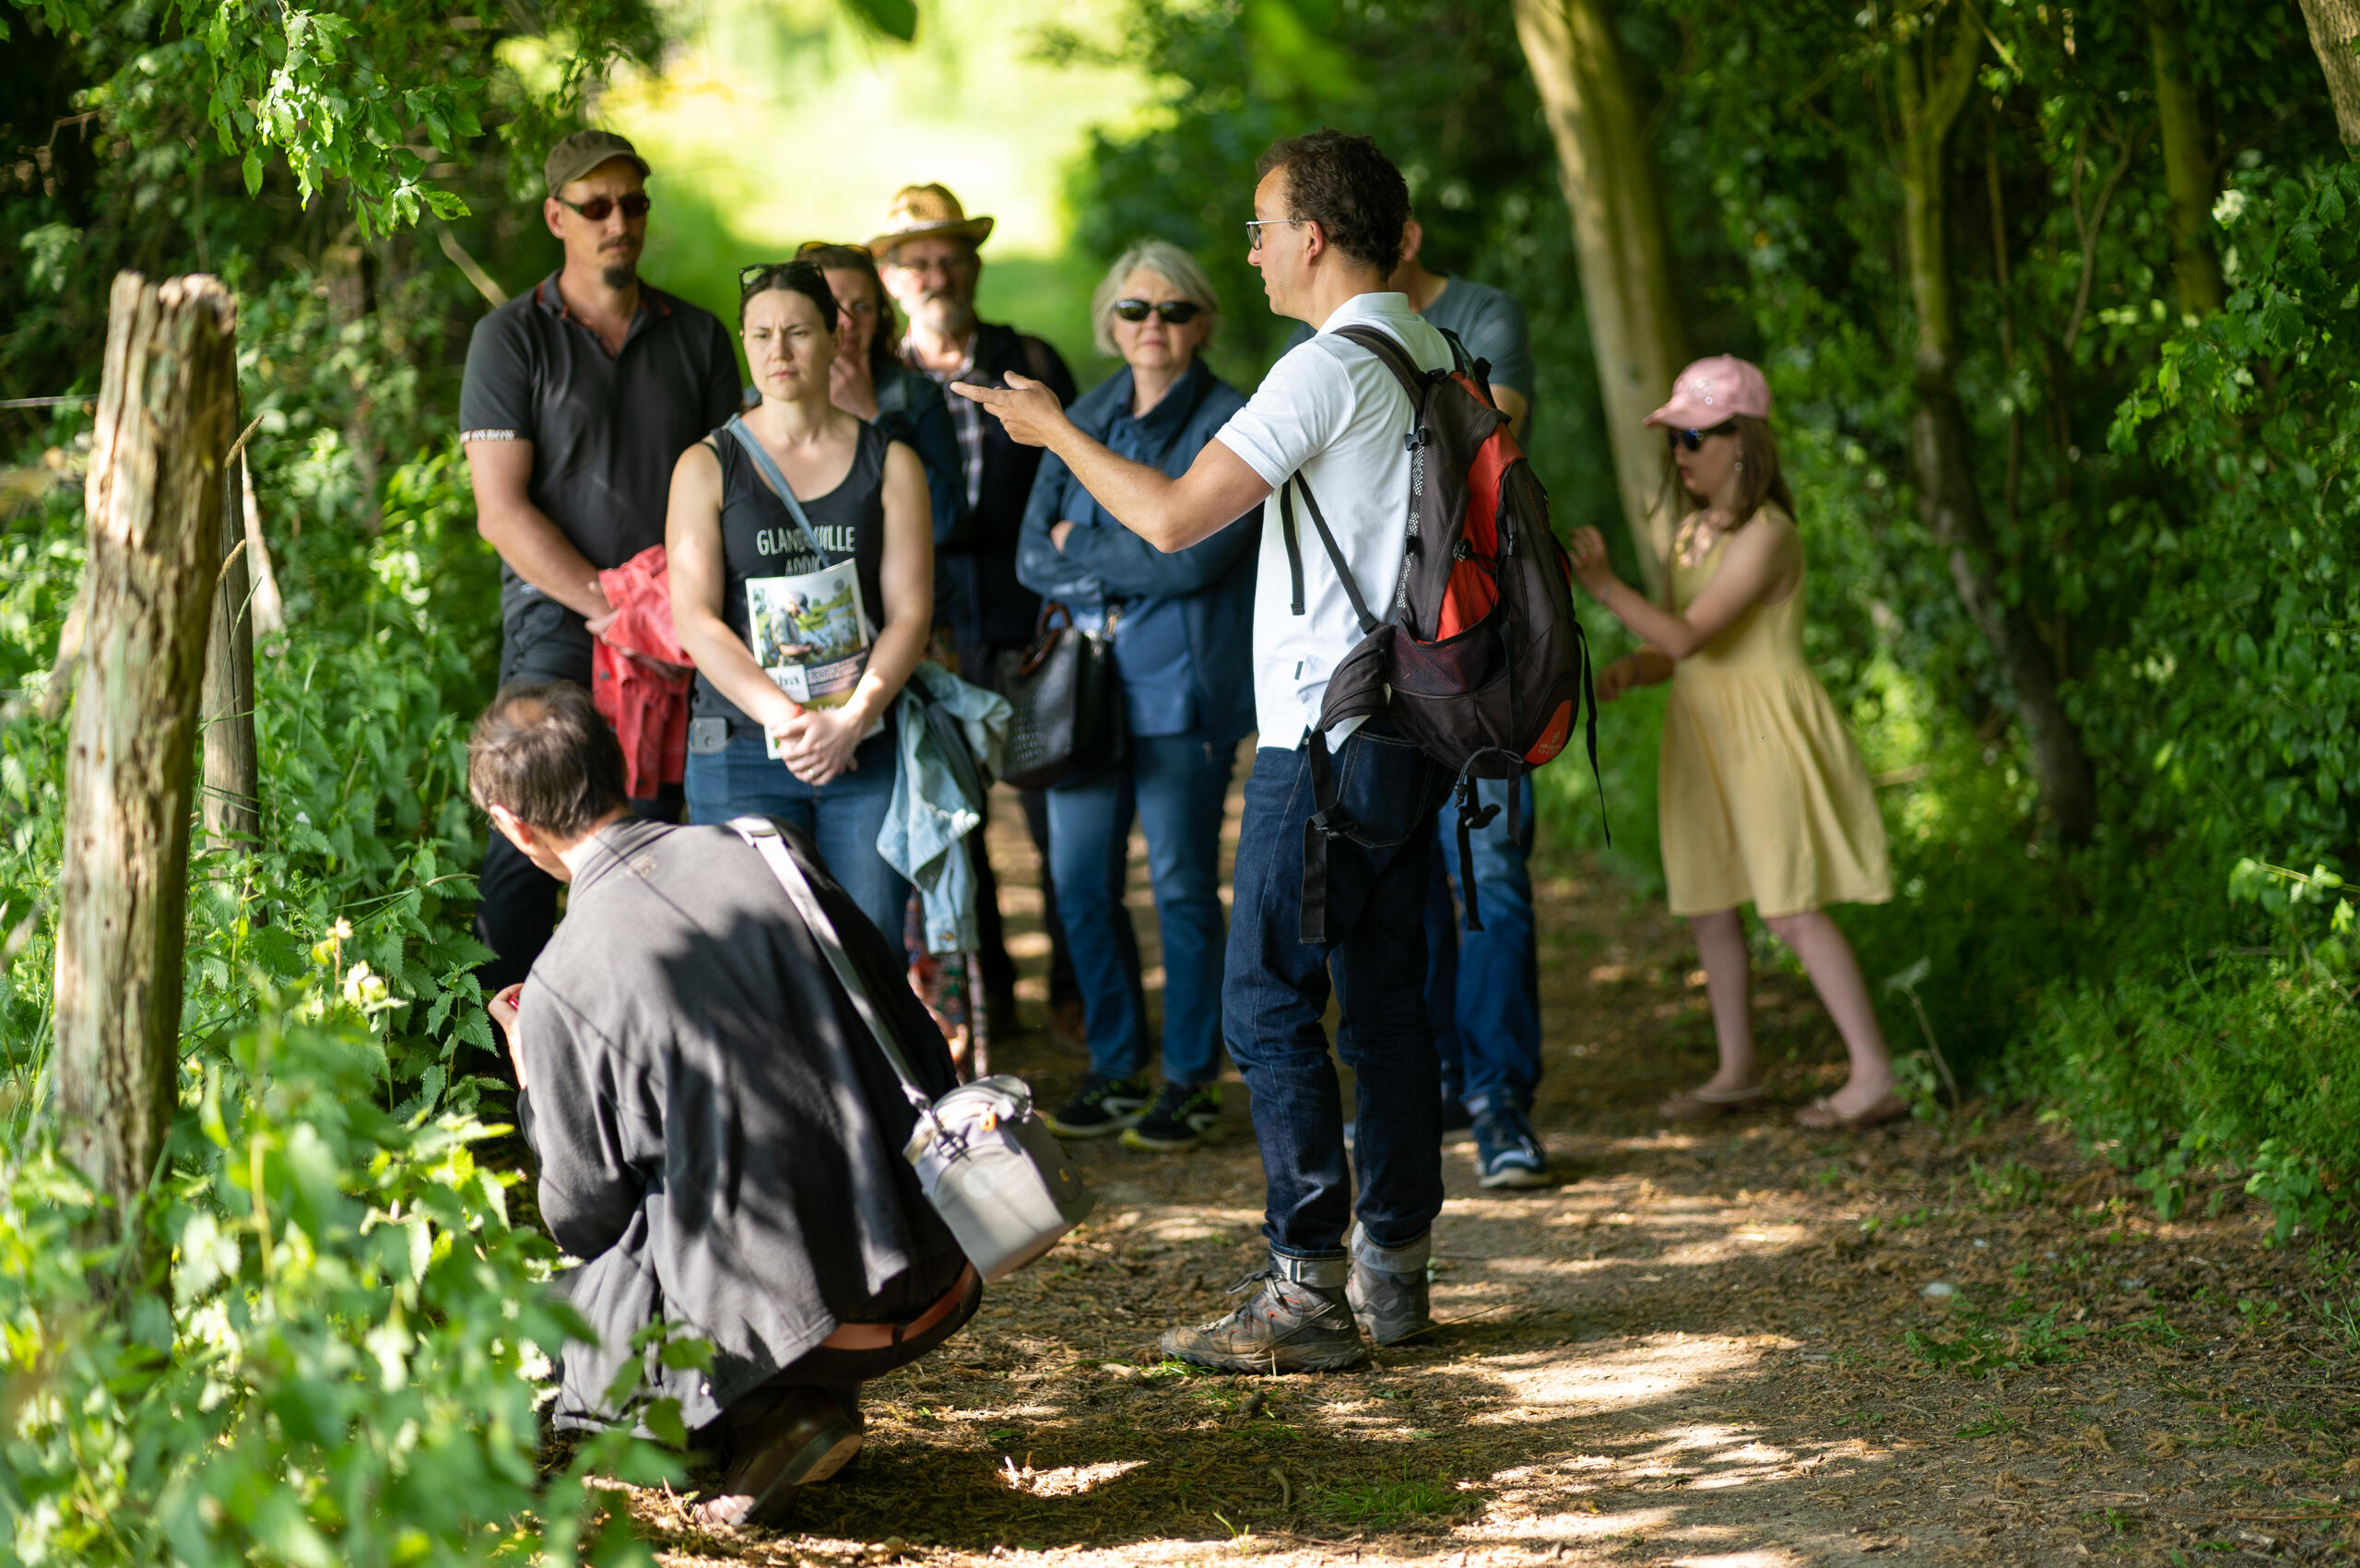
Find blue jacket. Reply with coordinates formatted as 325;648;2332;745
878;662;1011;955
1015;359;1260;749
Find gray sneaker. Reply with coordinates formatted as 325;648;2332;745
1161;1252;1368;1373
1345;1225;1434;1346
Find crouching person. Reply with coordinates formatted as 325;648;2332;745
469;679;979;1529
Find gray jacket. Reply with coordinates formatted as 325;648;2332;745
517;816;968;1432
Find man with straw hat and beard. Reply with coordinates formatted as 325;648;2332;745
872;183;1082;1040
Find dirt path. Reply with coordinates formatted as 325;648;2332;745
632;785;2360;1568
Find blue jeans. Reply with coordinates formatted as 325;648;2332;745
684;724;911;943
1426;775;1543;1115
1223;724;1451;1259
1046;731;1234;1088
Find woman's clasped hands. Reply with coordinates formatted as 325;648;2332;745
766;702;867;786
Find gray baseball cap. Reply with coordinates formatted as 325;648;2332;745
543;130;650;197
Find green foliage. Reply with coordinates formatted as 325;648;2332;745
6;0;660;236
0;248;687;1556
2018;964;2358;1243
0;1016;677;1566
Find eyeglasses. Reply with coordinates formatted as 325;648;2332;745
553;192;651;222
1245;217;1307;253
882;251;974;276
1112;299;1203;324
1667;420;1738;451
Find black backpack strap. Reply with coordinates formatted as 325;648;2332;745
1300;729;1354;946
1434;325;1496;407
1280;480;1306;615
1330;324;1433;403
1280;475;1379;634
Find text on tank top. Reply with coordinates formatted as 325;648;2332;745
694;419;891;723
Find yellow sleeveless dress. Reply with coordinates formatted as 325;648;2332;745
1658;509;1891;917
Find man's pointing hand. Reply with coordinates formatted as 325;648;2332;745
949;371;1068;449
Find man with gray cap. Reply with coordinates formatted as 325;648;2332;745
459;130;743;1001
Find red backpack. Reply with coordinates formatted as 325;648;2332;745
1284;324;1601;942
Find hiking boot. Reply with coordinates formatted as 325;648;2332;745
693;1386;865;1530
1160;1252;1369;1373
1042;1073;1151;1138
1122;1081;1222;1150
1472;1102;1552;1189
1345;1224;1434;1346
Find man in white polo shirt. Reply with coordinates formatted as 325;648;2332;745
955;129;1455;1372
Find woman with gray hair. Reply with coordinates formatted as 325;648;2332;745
1017;240;1259;1152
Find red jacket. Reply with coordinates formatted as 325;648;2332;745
592;546;692;799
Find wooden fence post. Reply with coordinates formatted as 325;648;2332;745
53;273;239;1229
203;395;261;849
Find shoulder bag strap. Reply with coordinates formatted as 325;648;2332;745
723;415;832;560
729;816;933;1115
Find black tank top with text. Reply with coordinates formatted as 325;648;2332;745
694;419;890;725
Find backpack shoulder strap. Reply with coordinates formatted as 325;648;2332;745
1330;323;1434;404
1280;476;1380;634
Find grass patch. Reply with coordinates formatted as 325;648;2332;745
1905;1296;2089;1376
1305;1473;1480;1529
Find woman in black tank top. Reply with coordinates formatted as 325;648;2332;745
667;260;935;938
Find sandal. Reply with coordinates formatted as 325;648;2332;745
1792;1091;1908;1131
1657;1082;1767;1122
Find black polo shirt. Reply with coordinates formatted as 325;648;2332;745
459;273;741;657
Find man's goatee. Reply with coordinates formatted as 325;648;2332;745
602;262;638;291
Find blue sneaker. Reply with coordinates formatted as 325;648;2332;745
1472;1104;1551;1189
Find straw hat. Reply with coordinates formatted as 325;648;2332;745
867;183;995;257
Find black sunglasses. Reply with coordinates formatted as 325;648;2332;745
554;192;651;222
738;259;829;289
1667;419;1738;452
1113;299;1203;324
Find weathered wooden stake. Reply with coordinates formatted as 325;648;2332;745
202;395;261;850
54;272;239;1228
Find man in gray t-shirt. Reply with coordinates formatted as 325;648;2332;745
1281;215;1532;436
1281;215;1551;1189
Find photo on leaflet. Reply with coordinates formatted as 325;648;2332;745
749;560;876;760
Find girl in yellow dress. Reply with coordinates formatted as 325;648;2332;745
1567;356;1902;1129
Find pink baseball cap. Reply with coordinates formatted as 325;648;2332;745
1643;355;1772;429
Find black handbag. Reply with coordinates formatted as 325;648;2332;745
993;602;1127;791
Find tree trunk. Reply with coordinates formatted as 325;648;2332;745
2298;0;2360;146
53;273;239;1229
203;399;260;850
2148;0;2225;317
1511;0;1693;599
1893;6;2097;843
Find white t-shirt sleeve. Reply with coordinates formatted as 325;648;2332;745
1211;343;1354;489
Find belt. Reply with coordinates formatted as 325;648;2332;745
819;1261;978;1351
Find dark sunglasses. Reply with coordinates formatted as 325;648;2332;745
738;259;828;289
1667;419;1738;451
554;192;651;222
1113;299;1203;324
